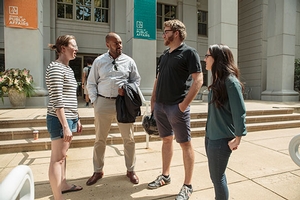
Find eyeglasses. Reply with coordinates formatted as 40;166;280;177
162;30;173;35
112;60;118;71
69;43;78;49
205;54;212;58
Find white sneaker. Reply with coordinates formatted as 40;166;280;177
175;185;193;200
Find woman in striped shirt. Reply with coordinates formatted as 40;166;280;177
46;35;83;200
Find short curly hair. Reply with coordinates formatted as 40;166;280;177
164;19;187;41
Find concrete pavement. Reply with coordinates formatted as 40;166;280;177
1;100;300;199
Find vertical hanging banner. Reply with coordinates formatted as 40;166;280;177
134;0;156;40
4;0;38;29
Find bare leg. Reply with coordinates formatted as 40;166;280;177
49;139;69;200
180;141;194;185
61;154;68;190
162;135;174;175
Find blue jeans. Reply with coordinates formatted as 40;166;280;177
46;115;78;140
205;137;232;200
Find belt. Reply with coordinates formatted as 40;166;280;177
97;94;117;100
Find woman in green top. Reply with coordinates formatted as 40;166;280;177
204;44;247;200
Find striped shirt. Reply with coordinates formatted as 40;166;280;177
46;61;78;119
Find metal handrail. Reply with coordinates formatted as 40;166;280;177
136;86;151;149
0;165;35;200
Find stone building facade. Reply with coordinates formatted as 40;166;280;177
0;0;299;108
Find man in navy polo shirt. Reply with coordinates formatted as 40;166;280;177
147;19;203;200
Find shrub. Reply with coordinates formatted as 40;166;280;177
0;68;35;103
294;59;300;92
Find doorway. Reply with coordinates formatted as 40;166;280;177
69;55;98;97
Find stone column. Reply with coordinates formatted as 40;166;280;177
177;0;183;21
203;0;238;101
126;0;157;99
181;0;198;48
261;0;299;101
3;0;48;108
208;0;238;60
110;0;126;39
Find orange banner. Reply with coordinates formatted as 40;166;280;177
4;0;38;29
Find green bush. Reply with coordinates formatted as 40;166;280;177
294;59;300;92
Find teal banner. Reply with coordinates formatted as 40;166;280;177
134;0;156;40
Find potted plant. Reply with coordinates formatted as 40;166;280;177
0;68;35;107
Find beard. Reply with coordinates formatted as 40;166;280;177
110;48;122;57
164;35;174;46
116;48;122;55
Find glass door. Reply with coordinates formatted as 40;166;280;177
69;55;98;97
69;56;83;96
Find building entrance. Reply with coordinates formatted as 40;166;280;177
69;55;97;97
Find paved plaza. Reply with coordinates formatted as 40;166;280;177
1;100;300;199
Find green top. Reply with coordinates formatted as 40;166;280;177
205;75;247;140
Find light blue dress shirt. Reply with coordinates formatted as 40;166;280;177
86;52;141;103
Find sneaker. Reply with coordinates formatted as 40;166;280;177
147;174;171;189
175;185;193;200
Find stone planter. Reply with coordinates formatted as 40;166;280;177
8;89;26;108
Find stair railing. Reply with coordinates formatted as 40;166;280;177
136;86;151;149
0;165;35;200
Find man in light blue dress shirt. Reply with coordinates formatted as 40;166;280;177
86;32;141;185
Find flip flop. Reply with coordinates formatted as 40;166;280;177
62;184;83;194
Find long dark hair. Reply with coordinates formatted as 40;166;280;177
208;44;244;108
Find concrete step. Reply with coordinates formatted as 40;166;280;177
1;119;300;154
0;116;139;129
1;108;299;154
246;108;294;116
0;132;141;154
246;113;300;123
0;127;207;154
0;108;294;129
1;112;300;141
246;120;300;132
0;124;144;141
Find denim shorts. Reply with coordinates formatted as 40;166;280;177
46;115;78;140
154;102;191;143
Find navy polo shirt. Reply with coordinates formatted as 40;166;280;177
156;43;202;104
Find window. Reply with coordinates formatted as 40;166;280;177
57;0;109;23
76;0;91;21
69;55;97;97
157;3;177;29
198;10;208;36
94;0;108;22
57;0;73;19
0;0;3;15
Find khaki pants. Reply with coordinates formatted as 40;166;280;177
93;96;136;172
